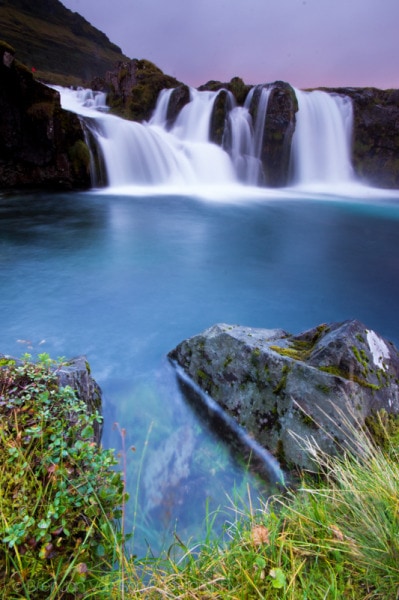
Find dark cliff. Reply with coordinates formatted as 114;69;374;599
320;87;399;189
0;41;91;191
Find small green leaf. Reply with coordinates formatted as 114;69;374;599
81;425;94;439
255;555;266;569
269;567;286;589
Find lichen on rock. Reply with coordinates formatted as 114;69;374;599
169;320;399;471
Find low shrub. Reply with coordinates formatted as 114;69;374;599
0;354;125;599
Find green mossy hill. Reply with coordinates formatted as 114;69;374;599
0;0;129;85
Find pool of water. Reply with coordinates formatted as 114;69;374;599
1;189;399;553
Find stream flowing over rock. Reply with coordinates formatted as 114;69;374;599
169;320;399;470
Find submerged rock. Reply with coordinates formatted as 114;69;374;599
168;320;399;470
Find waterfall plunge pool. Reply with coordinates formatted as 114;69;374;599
1;189;399;554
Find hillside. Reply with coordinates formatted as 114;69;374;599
0;0;129;85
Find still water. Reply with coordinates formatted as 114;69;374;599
1;189;399;553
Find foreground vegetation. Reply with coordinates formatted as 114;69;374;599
1;355;399;598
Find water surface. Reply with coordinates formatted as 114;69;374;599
1;189;399;552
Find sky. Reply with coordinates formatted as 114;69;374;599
61;0;399;89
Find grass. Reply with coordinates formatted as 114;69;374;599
1;354;399;597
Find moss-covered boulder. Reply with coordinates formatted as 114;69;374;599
0;40;91;191
169;320;399;471
199;76;251;107
166;84;190;128
97;59;183;122
256;81;298;187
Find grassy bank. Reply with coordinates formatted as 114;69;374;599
1;355;398;598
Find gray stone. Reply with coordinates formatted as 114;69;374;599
56;356;103;443
168;320;399;470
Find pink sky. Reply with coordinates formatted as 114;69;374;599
61;0;399;89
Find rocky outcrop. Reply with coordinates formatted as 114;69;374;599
320;87;399;188
169;320;399;471
166;85;190;128
94;59;183;122
0;42;91;191
252;81;298;187
203;80;399;189
56;356;103;443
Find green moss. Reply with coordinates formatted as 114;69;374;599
270;345;302;360
273;365;290;395
68;139;90;177
0;357;16;367
319;366;380;390
275;439;286;465
223;355;233;368
27;101;54;120
271;324;329;363
197;369;209;381
365;409;399;451
352;345;369;375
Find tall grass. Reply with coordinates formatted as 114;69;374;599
112;409;399;599
2;354;399;598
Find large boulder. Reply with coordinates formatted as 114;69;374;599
169;320;399;471
0;41;91;191
250;81;298;187
95;59;183;122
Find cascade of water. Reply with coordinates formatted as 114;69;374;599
149;88;175;126
56;85;237;188
170;88;220;142
290;89;354;185
54;84;355;192
223;85;272;184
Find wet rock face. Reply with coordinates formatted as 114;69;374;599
166;85;190;128
350;88;399;188
255;81;298;187
169;320;399;470
0;44;91;191
56;356;103;443
100;59;183;122
317;86;399;189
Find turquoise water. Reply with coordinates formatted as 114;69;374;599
1;189;399;552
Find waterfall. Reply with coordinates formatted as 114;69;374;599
55;85;237;189
54;84;355;192
223;85;272;184
290;89;354;186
